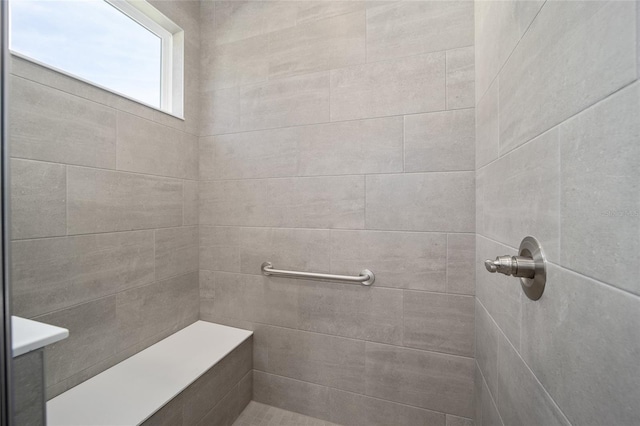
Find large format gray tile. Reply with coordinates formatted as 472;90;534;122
195;385;241;426
253;371;330;421
296;1;366;25
11;159;66;239
12;230;154;318
211;272;299;329
366;172;474;232
200;226;241;273
37;297;118;388
366;1;473;62
446;46;475;110
560;82;640;295
234;401;336;426
115;272;199;353
297;117;403;176
237;371;253;416
475;235;521;348
475;79;499;169
268;11;365;79
183;180;199;226
143;394;184;426
446;415;473;426
182;339;252;425
202;35;268;91
330;52;445;121
499;0;637;152
13;349;45;426
116;112;198;180
239;227;331;276
298;282;403;345
199;128;298;180
201;176;364;229
446;233;475;295
496;333;570;426
474;365;483;426
403;291;475;357
262;326;366;393
474;0;544;101
199;269;216;302
475;299;498;399
210;1;296;46
9;76;116;169
521;265;640;426
239;72;330;132
328;388;445;426
404;109;475;172
266;176;365;229
475;364;503;426
365;342;474;418
482;127;560;262
67;167;183;234
200;87;240;136
10;55;113;109
200;179;268;227
155;226;199;280
202;117;403;179
330;230;447;291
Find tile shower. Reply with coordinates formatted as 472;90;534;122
5;1;640;426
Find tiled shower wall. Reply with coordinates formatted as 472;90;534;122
198;1;476;425
9;1;202;399
474;1;640;426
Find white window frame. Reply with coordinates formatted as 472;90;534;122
9;0;185;117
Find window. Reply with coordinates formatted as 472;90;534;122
9;0;184;115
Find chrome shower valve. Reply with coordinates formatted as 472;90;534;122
484;255;536;278
483;236;547;300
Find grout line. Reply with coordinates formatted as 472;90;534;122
30;270;198;322
475;0;547;104
201;269;474;298
10;157;199;183
13;227;475;244
200;169;476;183
494;319;573;426
9;70;197;137
477;78;639;173
254;369;469;420
476;359;506;426
252;322;477;362
201;107;475;139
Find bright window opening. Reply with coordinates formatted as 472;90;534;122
9;0;184;115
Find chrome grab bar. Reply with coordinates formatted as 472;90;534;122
261;262;375;286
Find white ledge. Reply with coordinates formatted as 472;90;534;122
12;316;69;358
47;321;252;426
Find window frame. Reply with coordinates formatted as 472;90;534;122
8;0;184;118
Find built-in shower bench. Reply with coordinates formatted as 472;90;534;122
47;321;253;426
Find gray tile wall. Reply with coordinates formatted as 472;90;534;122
142;338;252;426
9;0;202;399
199;1;476;424
13;349;45;425
475;2;640;426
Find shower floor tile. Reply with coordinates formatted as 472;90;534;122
233;401;341;426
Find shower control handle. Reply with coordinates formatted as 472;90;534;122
484;255;535;278
482;236;547;301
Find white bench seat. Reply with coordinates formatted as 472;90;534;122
47;321;253;426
